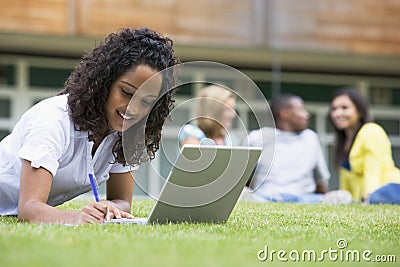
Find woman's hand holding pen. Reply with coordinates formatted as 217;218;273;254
75;200;134;224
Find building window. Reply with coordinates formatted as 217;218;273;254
0;130;10;140
29;67;72;89
374;119;400;136
0;98;11;117
0;64;15;86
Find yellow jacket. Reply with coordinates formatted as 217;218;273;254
339;123;400;201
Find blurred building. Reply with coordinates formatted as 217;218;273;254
0;0;399;194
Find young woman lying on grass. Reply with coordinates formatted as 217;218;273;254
0;28;178;224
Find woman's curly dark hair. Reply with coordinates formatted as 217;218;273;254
59;27;179;166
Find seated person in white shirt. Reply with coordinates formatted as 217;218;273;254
243;94;337;203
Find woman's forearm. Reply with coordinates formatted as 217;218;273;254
18;199;79;224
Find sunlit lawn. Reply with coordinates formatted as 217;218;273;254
0;200;399;267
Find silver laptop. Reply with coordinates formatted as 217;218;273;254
109;144;262;225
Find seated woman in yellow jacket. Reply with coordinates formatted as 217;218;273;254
329;87;400;204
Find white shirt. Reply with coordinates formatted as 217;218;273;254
0;95;135;215
246;127;330;197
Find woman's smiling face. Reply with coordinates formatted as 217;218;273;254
105;64;162;132
330;94;361;131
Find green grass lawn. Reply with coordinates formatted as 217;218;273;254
0;200;399;267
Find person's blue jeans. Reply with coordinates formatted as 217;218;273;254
369;183;400;205
261;193;324;204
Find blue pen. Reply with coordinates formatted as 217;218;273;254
89;173;100;202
